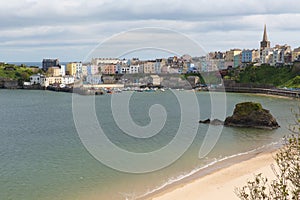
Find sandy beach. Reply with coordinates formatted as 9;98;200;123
150;151;277;200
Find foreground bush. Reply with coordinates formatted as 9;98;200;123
235;134;300;200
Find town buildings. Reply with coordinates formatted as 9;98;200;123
28;24;300;88
66;62;82;78
100;64;117;75
292;47;300;61
225;49;242;68
241;49;260;63
47;67;61;77
42;59;60;71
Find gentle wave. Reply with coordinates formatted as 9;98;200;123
134;141;281;200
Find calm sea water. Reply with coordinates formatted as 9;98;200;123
8;62;68;68
0;90;297;200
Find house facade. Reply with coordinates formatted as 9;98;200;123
143;61;156;74
42;58;59;71
292;47;300;62
47;67;61;77
67;62;82;77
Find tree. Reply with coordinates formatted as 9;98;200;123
235;132;300;200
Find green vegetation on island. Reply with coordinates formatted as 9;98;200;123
199;102;279;129
224;102;279;130
233;102;263;116
0;63;42;83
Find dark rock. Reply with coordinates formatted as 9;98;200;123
199;119;224;125
224;102;279;129
210;119;224;125
199;119;211;124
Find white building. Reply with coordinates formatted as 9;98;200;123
119;64;139;74
260;48;273;64
128;64;140;74
30;74;42;85
30;74;50;87
75;62;83;78
271;49;284;65
62;76;75;85
82;65;88;76
60;65;66;76
92;58;120;65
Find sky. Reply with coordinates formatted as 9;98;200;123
0;0;300;62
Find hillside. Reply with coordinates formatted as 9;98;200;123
226;64;300;88
0;63;42;82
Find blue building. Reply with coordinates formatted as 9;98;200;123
242;50;253;63
86;75;102;84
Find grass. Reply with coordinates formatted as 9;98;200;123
237;65;296;86
282;75;300;88
0;63;42;81
234;102;263;116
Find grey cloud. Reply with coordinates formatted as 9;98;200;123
1;0;300;61
1;0;300;28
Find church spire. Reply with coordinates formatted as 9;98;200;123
260;24;270;50
263;24;268;42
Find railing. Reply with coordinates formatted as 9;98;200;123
214;87;300;98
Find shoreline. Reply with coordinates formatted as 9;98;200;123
1;87;300;100
245;92;295;99
141;145;279;200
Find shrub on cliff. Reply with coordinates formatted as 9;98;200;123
235;133;300;200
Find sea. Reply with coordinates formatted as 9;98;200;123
8;62;69;68
0;89;297;200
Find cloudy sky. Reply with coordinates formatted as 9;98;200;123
1;0;300;62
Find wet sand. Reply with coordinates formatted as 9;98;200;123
147;150;277;200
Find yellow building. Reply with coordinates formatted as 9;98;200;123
225;49;242;62
67;63;77;76
47;67;61;77
48;77;62;85
292;47;300;61
67;62;82;76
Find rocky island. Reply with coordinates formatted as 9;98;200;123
200;102;280;129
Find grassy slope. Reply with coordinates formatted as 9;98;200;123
237;65;299;88
283;76;300;88
0;63;41;81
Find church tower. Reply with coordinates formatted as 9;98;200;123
260;24;270;50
